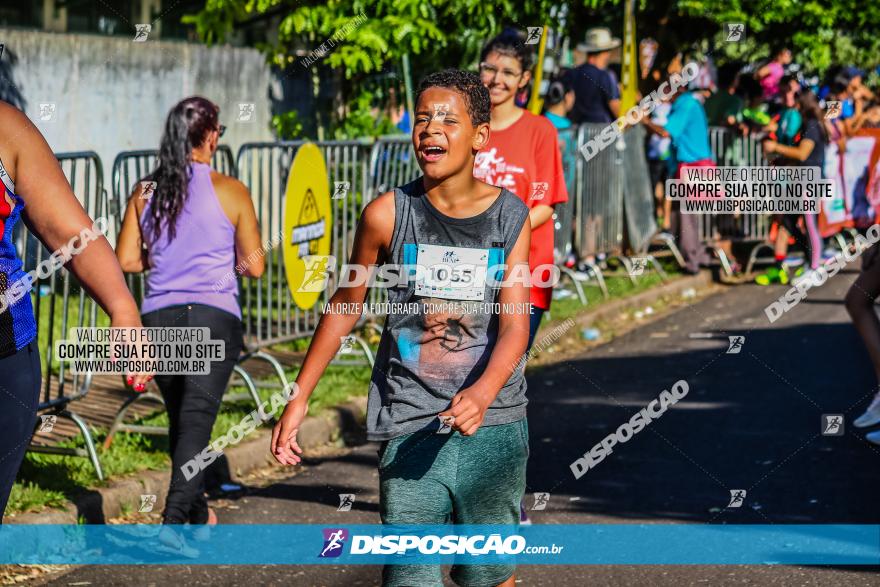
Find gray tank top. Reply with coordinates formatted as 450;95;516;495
366;178;531;441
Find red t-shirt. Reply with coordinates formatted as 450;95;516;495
473;110;568;309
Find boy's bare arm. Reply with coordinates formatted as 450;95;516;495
291;192;394;400
440;218;532;436
271;191;394;464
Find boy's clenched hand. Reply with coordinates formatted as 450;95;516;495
438;386;496;436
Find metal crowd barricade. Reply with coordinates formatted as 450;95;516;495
367;135;419;202
22;152;108;479
705;127;774;274
102;145;283;448
235;140;377;366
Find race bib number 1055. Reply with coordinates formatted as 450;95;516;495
414;244;488;301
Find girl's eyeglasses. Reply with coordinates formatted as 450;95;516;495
479;62;523;83
218;125;227;137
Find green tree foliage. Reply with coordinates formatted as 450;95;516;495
185;0;880;138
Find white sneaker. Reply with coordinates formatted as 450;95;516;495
792;268;822;287
854;395;880;428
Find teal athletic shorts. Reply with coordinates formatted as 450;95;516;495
378;418;529;587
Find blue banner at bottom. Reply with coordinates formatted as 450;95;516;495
0;524;877;565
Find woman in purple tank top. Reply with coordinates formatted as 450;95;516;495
116;97;264;552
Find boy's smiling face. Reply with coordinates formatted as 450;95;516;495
413;87;488;181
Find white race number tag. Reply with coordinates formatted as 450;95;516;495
414;244;488;301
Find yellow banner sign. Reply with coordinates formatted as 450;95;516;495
282;143;332;309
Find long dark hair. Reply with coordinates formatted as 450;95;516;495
144;96;219;242
479;28;535;72
797;90;829;142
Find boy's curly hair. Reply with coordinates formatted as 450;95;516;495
416;69;490;126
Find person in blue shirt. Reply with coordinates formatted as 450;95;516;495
642;84;714;274
543;75;578;266
543;75;577;188
543;76;574;130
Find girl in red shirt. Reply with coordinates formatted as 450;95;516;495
475;31;568;350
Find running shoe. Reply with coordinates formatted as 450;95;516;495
755;266;792;285
866;430;880;445
791;268;819;287
854;395;880;428
755;267;781;286
778;267;791;285
783;255;805;267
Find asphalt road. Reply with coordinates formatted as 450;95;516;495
38;267;880;586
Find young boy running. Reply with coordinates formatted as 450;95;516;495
272;69;532;587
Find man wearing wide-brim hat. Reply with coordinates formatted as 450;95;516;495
564;27;622;124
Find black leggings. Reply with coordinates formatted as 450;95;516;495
142;304;243;524
0;340;41;522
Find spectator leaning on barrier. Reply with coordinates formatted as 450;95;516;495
762;90;827;283
754;74;805;287
0;101;149;522
116;96;265;553
475;30;568;351
565;27;622;124
641;79;713;274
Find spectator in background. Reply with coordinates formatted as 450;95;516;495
387;86;411;134
762;90;827;282
543;74;577;192
767;75;802;144
756;47;792;101
853;101;880;131
754;75;804;286
564;27;621;124
739;74;771;133
842;68;876;135
641;82;713;274
475;31;568;350
117;97;264;553
645;75;674;229
544;75;578;266
703;63;744;127
543;75;575;131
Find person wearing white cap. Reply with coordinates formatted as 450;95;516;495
564;27;622;124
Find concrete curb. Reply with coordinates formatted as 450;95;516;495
7;397;368;524
554;270;714;330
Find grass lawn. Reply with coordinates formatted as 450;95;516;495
8;360;372;516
